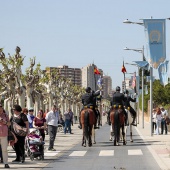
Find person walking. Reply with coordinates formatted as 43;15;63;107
45;105;59;151
11;105;29;163
64;108;73;134
155;107;162;135
22;108;28;115
152;108;157;134
27;107;35;128
0;104;10;168
160;107;168;135
33;109;46;141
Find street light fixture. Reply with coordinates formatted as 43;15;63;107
123;19;144;26
123;18;153;136
124;47;145;128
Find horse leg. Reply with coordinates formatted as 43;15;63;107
110;125;113;141
88;126;92;147
130;124;133;142
92;126;96;144
122;126;126;145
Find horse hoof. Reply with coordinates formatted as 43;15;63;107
88;144;92;147
109;139;112;141
123;141;126;145
83;144;86;147
93;141;96;144
130;140;133;143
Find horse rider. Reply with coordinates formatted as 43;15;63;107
110;86;128;126
124;90;137;126
78;87;100;129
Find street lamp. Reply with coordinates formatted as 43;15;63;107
123;19;144;26
123;18;153;136
125;62;140;125
124;46;145;129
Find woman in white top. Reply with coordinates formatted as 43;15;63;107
155;107;162;135
152;109;157;133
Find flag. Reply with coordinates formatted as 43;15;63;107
97;76;102;88
143;19;166;69
94;67;100;75
158;60;169;86
121;61;127;73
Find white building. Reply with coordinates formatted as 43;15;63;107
81;64;102;91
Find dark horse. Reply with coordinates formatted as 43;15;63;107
110;107;126;146
81;108;95;147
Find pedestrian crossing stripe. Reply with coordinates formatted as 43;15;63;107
8;151;60;157
128;149;143;155
69;151;87;156
99;150;114;156
8;149;143;157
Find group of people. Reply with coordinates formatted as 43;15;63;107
0;104;62;168
152;107;169;135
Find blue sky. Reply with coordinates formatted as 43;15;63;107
0;0;170;89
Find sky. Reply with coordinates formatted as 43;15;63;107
0;0;170;89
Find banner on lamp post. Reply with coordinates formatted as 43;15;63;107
143;19;166;69
158;60;169;86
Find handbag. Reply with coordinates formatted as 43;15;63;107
13;121;27;136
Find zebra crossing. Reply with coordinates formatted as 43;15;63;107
8;149;144;158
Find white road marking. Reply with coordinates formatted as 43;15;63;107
69;151;87;156
99;150;114;156
128;149;143;155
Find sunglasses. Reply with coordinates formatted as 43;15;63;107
29;110;34;112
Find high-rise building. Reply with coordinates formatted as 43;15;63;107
81;64;102;91
46;65;82;86
102;76;112;98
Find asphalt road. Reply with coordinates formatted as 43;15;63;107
43;124;161;170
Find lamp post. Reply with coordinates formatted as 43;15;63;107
124;46;145;128
125;62;140;124
123;18;154;136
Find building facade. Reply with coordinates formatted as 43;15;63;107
46;65;82;86
102;75;112;98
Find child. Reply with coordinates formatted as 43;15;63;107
28;128;44;152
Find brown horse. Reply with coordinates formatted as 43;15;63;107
110;107;126;146
80;108;95;147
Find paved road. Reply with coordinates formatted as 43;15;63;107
1;115;170;169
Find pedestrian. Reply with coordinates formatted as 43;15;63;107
155;107;162;135
22;108;28;115
152;108;157;134
11;104;29;163
33;109;46;141
0;104;10;168
160;107;168;135
43;109;49;135
27;107;35;128
64;108;73;134
45;105;59;151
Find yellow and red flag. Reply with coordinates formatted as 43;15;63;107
121;61;127;73
94;67;101;75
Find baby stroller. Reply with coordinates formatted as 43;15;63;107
25;128;45;160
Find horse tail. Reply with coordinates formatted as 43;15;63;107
84;110;89;140
114;110;120;140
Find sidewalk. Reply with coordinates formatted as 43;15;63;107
136;116;170;170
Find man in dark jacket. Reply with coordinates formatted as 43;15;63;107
110;86;128;126
78;87;100;129
124;90;137;126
